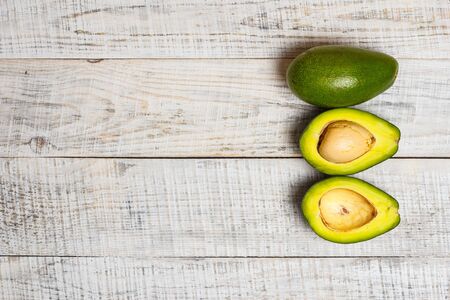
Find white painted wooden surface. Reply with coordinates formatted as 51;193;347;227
1;0;449;58
0;257;448;299
1;59;449;157
1;158;448;257
1;0;449;299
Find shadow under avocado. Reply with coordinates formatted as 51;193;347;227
278;39;356;60
289;170;327;227
288;107;324;155
276;42;332;227
275;46;326;153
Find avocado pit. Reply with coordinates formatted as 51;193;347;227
319;188;376;231
318;120;375;163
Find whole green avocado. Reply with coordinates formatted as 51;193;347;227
287;45;398;108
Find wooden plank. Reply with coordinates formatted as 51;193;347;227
1;59;449;157
0;158;448;257
0;0;449;58
0;257;448;299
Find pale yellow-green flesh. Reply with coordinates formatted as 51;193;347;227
302;177;400;244
300;108;400;175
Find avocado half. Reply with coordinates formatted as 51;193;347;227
300;108;400;175
302;176;400;244
287;45;398;108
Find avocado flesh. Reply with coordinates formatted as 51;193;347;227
300;108;400;175
287;45;398;108
302;177;400;244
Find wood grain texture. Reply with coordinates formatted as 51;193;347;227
0;257;448;299
1;0;449;58
1;158;449;257
1;1;449;298
1;59;449;157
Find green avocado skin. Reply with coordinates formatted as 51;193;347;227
301;176;400;244
287;46;398;108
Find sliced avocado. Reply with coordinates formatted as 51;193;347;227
302;176;400;244
300;108;400;175
287;45;398;108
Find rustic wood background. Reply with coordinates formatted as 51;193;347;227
0;0;449;299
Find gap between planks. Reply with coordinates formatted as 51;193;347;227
1;57;450;61
0;156;448;159
0;255;444;259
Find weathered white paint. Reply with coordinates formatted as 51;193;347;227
1;0;449;58
0;158;448;257
1;59;448;157
1;1;449;298
0;257;448;299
